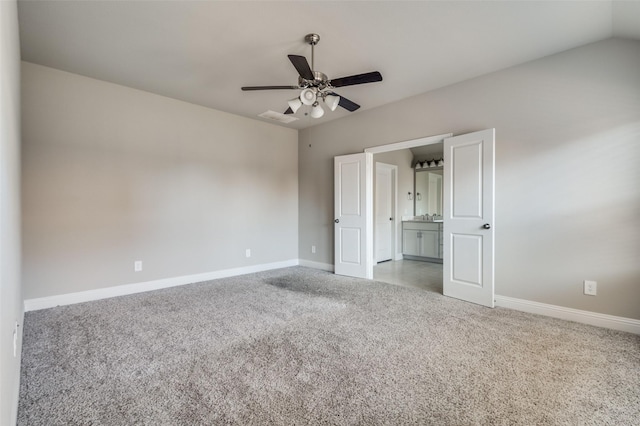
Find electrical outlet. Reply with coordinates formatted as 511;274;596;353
311;245;316;254
245;249;251;258
584;280;597;296
134;261;142;272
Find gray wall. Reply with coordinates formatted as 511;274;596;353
22;62;298;300
299;38;640;320
0;1;23;423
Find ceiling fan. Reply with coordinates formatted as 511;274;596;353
241;34;383;119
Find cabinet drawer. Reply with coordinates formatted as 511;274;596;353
402;222;441;231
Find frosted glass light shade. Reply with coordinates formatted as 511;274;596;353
288;98;303;113
310;103;324;118
324;94;340;111
300;88;317;105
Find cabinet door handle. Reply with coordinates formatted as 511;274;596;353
335;219;340;224
482;223;491;229
389;217;393;221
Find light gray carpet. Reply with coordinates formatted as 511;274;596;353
18;267;640;425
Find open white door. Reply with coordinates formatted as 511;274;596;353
443;129;495;307
334;153;372;279
375;163;394;263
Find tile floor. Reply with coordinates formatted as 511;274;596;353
373;259;443;294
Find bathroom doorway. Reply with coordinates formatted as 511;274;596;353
371;141;445;293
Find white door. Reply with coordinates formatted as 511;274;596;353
375;163;393;262
443;129;495;307
334;153;372;278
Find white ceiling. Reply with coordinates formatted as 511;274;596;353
17;1;640;130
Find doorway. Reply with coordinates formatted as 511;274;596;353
334;130;496;307
371;140;446;292
367;134;450;295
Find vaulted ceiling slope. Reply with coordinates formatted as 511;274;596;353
17;1;640;130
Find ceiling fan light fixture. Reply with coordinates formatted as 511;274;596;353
310;102;324;118
300;88;317;105
324;94;340;111
288;97;303;113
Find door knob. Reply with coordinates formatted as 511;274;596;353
482;223;491;229
335;219;340;224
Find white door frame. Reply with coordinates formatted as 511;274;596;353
364;133;453;276
374;162;397;263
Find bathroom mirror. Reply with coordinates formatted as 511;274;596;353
415;168;443;216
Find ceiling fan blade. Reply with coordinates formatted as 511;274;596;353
336;94;361;112
241;85;299;91
330;71;382;88
288;55;314;81
284;107;294;114
327;92;360;112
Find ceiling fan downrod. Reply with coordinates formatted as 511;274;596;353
305;33;320;71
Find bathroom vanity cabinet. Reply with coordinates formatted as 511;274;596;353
402;221;443;262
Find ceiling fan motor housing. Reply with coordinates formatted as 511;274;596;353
298;71;329;90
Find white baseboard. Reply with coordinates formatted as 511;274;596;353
30;265;638;335
24;259;299;312
298;259;334;272
495;295;640;335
